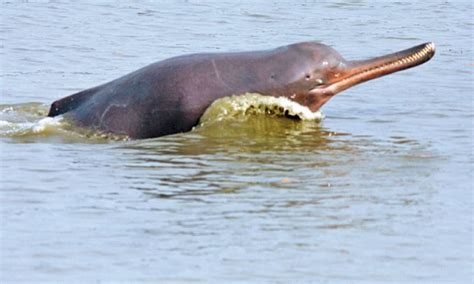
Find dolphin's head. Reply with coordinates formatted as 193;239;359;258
275;41;435;112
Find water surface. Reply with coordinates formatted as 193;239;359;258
1;1;472;282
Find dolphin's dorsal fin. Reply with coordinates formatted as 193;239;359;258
48;87;99;117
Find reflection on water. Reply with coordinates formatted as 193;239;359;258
118;116;350;196
114;114;437;205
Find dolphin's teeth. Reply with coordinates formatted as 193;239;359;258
338;42;434;88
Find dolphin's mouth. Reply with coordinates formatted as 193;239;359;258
307;42;435;111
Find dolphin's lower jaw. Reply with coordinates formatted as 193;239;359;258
307;42;436;112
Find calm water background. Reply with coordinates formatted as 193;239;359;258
1;1;473;283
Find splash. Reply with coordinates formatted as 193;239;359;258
0;116;64;136
0;103;120;141
0;103;64;137
199;92;324;126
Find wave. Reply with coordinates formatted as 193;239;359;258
0;103;63;136
198;92;324;126
0;103;112;142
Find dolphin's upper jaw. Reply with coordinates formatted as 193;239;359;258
305;42;436;112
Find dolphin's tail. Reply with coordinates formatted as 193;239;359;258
48;87;99;117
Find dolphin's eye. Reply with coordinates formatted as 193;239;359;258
315;78;324;85
305;74;311;80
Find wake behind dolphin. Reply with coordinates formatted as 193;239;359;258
48;41;435;139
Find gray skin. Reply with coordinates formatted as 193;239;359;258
48;41;435;139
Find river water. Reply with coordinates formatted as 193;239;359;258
1;1;472;283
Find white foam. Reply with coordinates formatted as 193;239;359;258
31;117;63;133
0;116;64;136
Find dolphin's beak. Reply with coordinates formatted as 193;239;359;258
308;42;435;111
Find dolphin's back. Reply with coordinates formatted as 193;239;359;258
48;86;101;117
45;46;293;138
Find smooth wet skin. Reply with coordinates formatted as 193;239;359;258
48;41;435;139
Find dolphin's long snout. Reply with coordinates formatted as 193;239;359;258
326;42;435;95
